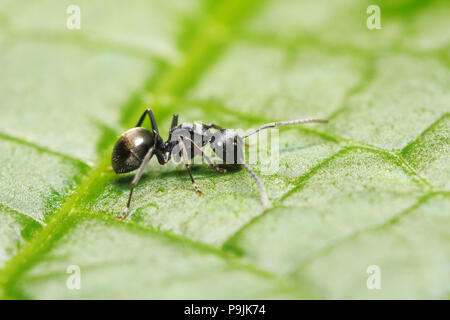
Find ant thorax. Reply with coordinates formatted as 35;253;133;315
170;122;213;147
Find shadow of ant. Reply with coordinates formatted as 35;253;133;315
112;164;242;187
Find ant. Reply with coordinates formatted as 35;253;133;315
111;108;328;220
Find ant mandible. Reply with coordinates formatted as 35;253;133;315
111;108;328;220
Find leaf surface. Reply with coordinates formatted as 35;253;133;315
0;0;448;299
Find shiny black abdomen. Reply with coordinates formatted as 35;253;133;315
111;127;154;173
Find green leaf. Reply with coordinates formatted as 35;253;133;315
0;0;448;299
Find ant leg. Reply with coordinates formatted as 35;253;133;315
179;137;202;196
166;114;179;151
116;146;155;221
136;108;160;134
242;118;328;139
170;114;179;129
182;136;226;173
242;163;270;211
203;123;222;130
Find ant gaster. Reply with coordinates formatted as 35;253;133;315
111;108;328;220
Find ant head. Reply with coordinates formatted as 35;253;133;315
111;127;155;173
210;129;244;165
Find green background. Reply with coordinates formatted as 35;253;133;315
0;0;449;299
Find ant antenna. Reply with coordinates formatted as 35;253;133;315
242;119;328;139
242;163;269;210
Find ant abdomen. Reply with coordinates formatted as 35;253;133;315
111;127;154;174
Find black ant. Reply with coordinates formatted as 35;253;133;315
111;108;328;220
